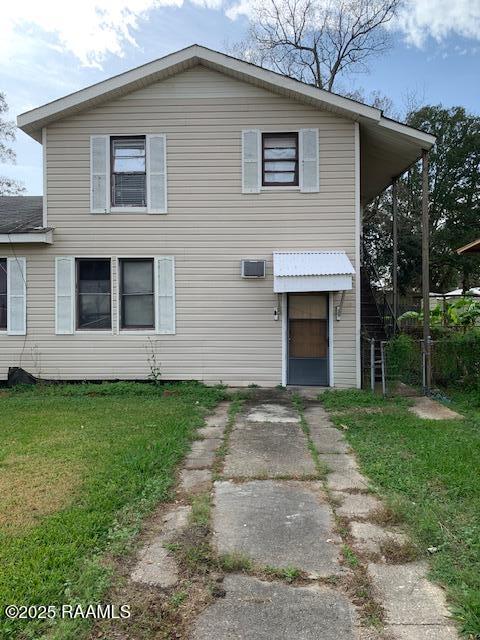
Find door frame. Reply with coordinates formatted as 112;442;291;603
281;292;334;387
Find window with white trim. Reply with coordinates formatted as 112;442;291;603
119;258;155;329
91;134;167;214
55;255;175;335
76;258;112;330
262;132;299;186
111;137;146;208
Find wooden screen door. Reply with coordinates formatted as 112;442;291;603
287;293;329;386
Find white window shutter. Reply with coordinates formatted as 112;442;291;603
7;257;26;335
55;257;75;335
155;256;175;334
147;134;167;213
242;130;260;193
90;135;109;213
300;129;319;193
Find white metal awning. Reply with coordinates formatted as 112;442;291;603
273;251;355;293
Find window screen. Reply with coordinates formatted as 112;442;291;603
0;259;6;330
111;137;146;207
262;133;299;186
120;259;154;329
76;259;111;330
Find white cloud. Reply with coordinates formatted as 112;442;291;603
226;0;480;47
0;0;223;69
397;0;480;47
1;0;479;72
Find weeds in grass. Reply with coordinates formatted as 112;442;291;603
190;493;211;527
264;566;301;583
380;539;420;564
0;381;225;639
323;388;480;636
218;552;253;572
212;395;244;480
369;503;405;527
291;394;328;478
342;544;360;568
168;589;189;608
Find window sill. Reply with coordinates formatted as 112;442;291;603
260;186;301;192
74;330;114;335
118;330;156;336
110;207;147;213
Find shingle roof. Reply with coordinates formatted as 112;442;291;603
0;196;45;233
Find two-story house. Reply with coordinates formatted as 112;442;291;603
0;45;435;387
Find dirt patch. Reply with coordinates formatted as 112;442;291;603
369;506;404;528
379;539;420;564
410;396;463;420
0;454;83;530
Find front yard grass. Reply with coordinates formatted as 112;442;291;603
0;381;224;640
320;389;480;638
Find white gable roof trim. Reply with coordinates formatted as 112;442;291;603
273;251;355;293
17;45;434;148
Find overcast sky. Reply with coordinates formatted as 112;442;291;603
1;0;479;194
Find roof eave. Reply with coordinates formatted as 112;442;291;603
0;229;53;244
18;44;382;141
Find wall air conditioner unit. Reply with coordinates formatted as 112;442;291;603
241;260;266;279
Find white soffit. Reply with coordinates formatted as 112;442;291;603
273;251;355;293
0;230;53;244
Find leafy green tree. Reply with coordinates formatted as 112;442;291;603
0;92;25;195
364;106;480;294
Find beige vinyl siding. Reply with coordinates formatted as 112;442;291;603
0;66;358;387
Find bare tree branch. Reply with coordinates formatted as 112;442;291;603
0;92;25;196
228;0;400;91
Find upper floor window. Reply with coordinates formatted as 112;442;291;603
262;133;299;187
0;259;6;330
111;137;146;208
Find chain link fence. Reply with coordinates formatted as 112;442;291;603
362;331;480;395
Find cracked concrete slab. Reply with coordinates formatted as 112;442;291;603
179;469;212;494
184;438;222;469
205;401;230;427
305;406;349;452
191;574;357;640
224;421;316;478
245;403;300;423
303;405;332;424
197;425;225;439
332;491;382;519
350;522;408;555
213;480;342;577
368;562;454;626
327;467;368;491
386;625;459;640
131;505;191;588
410;397;462;421
311;427;350;453
319;453;359;474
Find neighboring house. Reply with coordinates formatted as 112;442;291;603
0;45;435;387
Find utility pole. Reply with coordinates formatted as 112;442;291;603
421;150;431;393
392;178;398;331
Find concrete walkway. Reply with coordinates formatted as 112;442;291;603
131;392;459;640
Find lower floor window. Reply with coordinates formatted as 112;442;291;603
120;258;155;329
76;258;112;330
0;259;6;330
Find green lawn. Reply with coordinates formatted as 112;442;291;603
0;381;224;639
320;389;480;638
